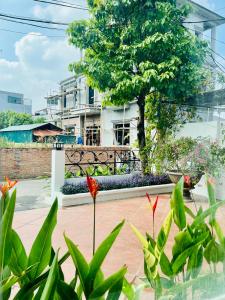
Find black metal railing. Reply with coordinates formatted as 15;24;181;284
65;149;141;176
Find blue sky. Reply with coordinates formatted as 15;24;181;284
0;0;225;111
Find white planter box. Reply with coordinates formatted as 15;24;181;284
59;183;175;207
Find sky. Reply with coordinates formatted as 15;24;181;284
0;0;225;112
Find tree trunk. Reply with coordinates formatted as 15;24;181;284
137;95;147;173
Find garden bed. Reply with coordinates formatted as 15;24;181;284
60;173;174;207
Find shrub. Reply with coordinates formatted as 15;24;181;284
0;178;132;299
62;173;171;195
131;178;225;299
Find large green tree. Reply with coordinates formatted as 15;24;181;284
68;0;208;168
0;111;46;130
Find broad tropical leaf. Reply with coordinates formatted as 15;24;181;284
40;251;59;300
191;200;225;228
155;211;173;260
64;235;89;297
0;190;16;270
89;266;127;299
28;199;58;280
85;220;125;295
57;280;79;300
9;229;28;277
170;178;186;230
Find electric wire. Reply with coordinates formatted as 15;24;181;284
0;27;65;37
33;0;88;10
0;13;69;26
0;16;65;31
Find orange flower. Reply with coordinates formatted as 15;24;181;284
208;177;215;186
0;177;18;197
86;175;99;202
146;193;159;219
184;175;191;187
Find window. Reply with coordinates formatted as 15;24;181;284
88;87;94;105
8;96;22;104
114;123;130;146
47;98;58;106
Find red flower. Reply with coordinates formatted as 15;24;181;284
146;192;159;219
86;175;99;202
0;177;18;197
184;175;191;187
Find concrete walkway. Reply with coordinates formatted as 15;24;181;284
13;194;215;298
14;178;52;211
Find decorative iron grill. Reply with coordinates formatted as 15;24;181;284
65;149;141;176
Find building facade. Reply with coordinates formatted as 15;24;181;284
40;0;225;146
0;90;32;114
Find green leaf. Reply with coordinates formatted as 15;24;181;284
172;231;193;260
212;220;225;248
187;246;203;279
106;276;124;300
170;178;186;230
14;251;69;299
191;200;225;228
85;220;125;295
146;235;173;277
89;266;127;299
204;239;225;264
28;199;58;280
57;280;79;300
184;205;195;219
172;232;208;274
130;223;148;248
122;278;135;300
0;189;16;270
64;235;89;297
40;251;59;300
207;179;216;223
0;274;18;295
155;211;173;260
9;229;28;277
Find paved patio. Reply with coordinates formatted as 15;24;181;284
12;194;223;297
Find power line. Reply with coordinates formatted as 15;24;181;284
33;0;88;10
0;12;69;26
51;0;86;9
0;27;65;38
0;17;65;31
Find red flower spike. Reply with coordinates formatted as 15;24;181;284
152;195;159;217
86;175;99;202
184;175;191;187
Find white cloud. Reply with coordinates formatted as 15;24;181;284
32;3;89;23
0;34;80;112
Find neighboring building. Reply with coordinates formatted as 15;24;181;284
39;76;102;146
0;123;75;144
39;1;225;146
0;90;32;114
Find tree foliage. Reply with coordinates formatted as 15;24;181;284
0;111;46;130
68;0;208;168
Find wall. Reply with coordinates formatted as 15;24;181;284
101;102;138;146
0;90;32;114
0;146;129;180
0;148;51;180
0;130;33;143
176;121;219;141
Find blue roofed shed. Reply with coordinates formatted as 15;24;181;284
0;123;76;144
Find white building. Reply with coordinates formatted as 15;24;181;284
0;90;32;114
41;0;225;146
